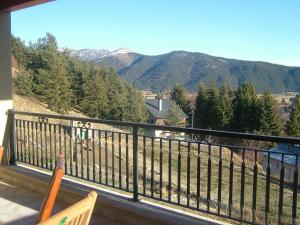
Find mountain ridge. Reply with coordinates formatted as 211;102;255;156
72;49;300;93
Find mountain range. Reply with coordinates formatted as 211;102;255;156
71;48;300;93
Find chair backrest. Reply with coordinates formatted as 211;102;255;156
0;146;3;164
35;154;64;224
37;191;98;225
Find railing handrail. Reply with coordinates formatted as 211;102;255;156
10;110;300;145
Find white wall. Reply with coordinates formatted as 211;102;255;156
0;12;12;154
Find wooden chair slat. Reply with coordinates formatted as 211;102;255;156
37;191;97;225
35;154;64;224
0;146;3;164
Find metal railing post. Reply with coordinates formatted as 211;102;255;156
9;110;15;165
132;127;139;201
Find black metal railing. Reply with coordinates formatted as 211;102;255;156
8;110;300;224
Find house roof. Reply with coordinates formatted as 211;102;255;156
145;98;187;119
264;144;300;167
0;0;53;12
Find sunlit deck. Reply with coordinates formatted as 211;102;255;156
0;179;119;225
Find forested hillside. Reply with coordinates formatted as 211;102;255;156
79;50;300;93
12;33;148;122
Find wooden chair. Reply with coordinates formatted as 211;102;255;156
37;191;98;225
35;154;64;224
0;146;3;164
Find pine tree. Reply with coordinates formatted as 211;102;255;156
218;85;233;130
287;95;300;137
170;84;190;114
80;70;108;119
194;83;208;128
16;69;34;96
259;91;283;135
11;36;27;67
36;51;73;113
206;82;221;129
124;87;148;122
232;83;261;132
166;102;186;126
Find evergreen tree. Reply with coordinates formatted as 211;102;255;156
166;102;186;126
194;83;208;128
15;69;34;96
67;56;90;106
80;70;108;119
287;95;300;137
206;82;221;129
232;83;261;132
36;51;73;113
259;91;283;135
124;87;148;122
11;36;27;67
170;84;190;114
218;85;233;130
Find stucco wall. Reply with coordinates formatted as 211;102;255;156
0;12;12;151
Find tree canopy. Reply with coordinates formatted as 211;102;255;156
12;33;148;122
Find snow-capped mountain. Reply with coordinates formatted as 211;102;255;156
71;48;135;62
70;49;109;61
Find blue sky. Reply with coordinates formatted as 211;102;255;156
12;0;300;66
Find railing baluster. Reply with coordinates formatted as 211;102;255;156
292;155;298;225
178;141;181;205
59;125;62;155
105;131;108;185
86;128;90;180
54;125;57;165
143;136;146;195
27;121;31;164
151;137;154;198
63;126;67;173
31;122;34;165
159;138;163;200
20;120;24;162
228;149;233;217
168;139;172;203
74;126;78;177
240;149;245;221
35;121;39;167
197;143;201;210
119;133;122;189
23;120;27;163
252;151;258;224
132;127;139;201
265;152;271;225
278;153;285;224
217;146;222;214
69;123;73;176
187;142;191;207
44;122;48;169
15;119;19;162
40;122;43;167
98;130;102;183
49;124;52;170
126;133;129;191
92;130;95;182
112;132;115;187
207;144;211;212
80;127;84;178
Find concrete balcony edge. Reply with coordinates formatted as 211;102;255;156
0;165;228;225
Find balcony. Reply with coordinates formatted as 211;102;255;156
1;110;300;225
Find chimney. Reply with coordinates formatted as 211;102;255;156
158;97;162;111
